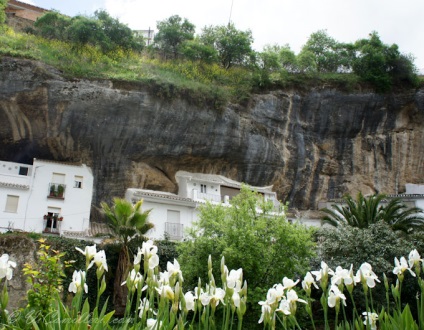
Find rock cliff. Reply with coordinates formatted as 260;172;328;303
1;56;423;210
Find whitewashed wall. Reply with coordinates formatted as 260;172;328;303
405;184;424;211
0;159;93;235
28;159;93;234
143;199;197;240
0;161;33;232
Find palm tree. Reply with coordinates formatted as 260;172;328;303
321;192;424;232
380;197;424;232
101;198;153;316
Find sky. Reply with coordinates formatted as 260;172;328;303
20;0;424;71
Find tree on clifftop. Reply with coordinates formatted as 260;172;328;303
34;11;71;40
352;32;418;91
301;29;347;73
0;0;7;26
34;10;144;54
94;10;144;53
200;23;254;69
154;15;195;59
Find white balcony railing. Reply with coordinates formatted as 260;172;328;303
192;189;222;202
165;222;184;241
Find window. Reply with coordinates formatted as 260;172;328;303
167;210;180;223
166;210;182;240
74;175;83;188
201;184;207;193
5;195;19;213
48;207;61;214
19;166;29;176
49;173;66;198
52;173;65;184
45;207;61;232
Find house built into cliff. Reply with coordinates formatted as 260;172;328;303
0;158;93;236
126;171;281;240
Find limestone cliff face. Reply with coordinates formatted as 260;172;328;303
1;56;423;209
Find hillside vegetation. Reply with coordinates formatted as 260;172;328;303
0;8;422;107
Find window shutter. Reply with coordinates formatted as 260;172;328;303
52;173;65;184
5;195;19;213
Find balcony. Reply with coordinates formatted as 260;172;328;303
47;183;66;199
43;215;63;234
165;222;184;241
192;189;222;203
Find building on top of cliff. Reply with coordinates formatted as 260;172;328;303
0;158;94;237
125;170;282;241
133;29;155;46
6;0;48;22
5;0;50;32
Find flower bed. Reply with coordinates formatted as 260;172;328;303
0;239;423;329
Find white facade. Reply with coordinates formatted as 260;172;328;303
133;29;155;46
404;184;424;211
125;189;198;241
0;158;93;236
175;171;279;205
126;171;281;241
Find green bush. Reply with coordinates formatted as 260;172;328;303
316;222;417;275
315;221;422;316
177;186;315;327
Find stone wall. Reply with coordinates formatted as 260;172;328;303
0;234;36;310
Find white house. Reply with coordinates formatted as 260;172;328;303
133;29;155;46
0;158;93;236
125;170;281;241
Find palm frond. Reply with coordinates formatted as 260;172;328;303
320;192;423;233
101;198;153;243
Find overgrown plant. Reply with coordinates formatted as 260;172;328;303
22;238;67;321
2;238;424;329
4;239;246;329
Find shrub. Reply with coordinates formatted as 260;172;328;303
316;222;417;275
177;186;315;326
315;221;421;316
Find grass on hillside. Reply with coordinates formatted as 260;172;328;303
2;27;420;110
0;28;247;108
